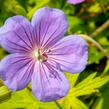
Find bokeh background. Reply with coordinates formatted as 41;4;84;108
0;0;109;109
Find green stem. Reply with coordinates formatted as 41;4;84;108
79;34;109;59
90;20;109;37
54;101;63;109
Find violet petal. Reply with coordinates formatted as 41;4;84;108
67;0;85;4
0;53;34;90
0;15;35;53
48;35;88;73
32;61;70;102
31;7;68;48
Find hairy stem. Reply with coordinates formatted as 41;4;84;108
79;34;109;59
90;20;109;37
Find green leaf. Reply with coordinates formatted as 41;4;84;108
88;46;104;64
67;16;85;33
12;4;27;16
102;61;109;76
27;0;50;19
63;72;109;109
76;72;97;87
88;3;102;13
0;85;11;102
97;0;109;5
64;97;88;109
92;85;109;109
3;0;26;15
0;89;34;109
69;73;109;97
0;88;58;109
65;72;80;87
0;48;6;60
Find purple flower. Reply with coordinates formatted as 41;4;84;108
67;0;85;4
0;7;88;102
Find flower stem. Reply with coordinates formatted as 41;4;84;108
54;101;63;109
79;34;109;59
90;20;109;37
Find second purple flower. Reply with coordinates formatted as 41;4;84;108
0;7;88;102
67;0;85;4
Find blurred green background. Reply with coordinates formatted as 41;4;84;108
0;0;109;109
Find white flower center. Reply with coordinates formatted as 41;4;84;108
32;49;48;62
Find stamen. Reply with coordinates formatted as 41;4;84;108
32;49;48;62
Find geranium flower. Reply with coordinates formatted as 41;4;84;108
0;7;88;102
67;0;85;4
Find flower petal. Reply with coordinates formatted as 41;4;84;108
32;61;70;102
0;53;34;90
31;7;68;48
67;0;85;4
47;35;88;74
0;15;35;53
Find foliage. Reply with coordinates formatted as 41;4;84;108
0;0;109;109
